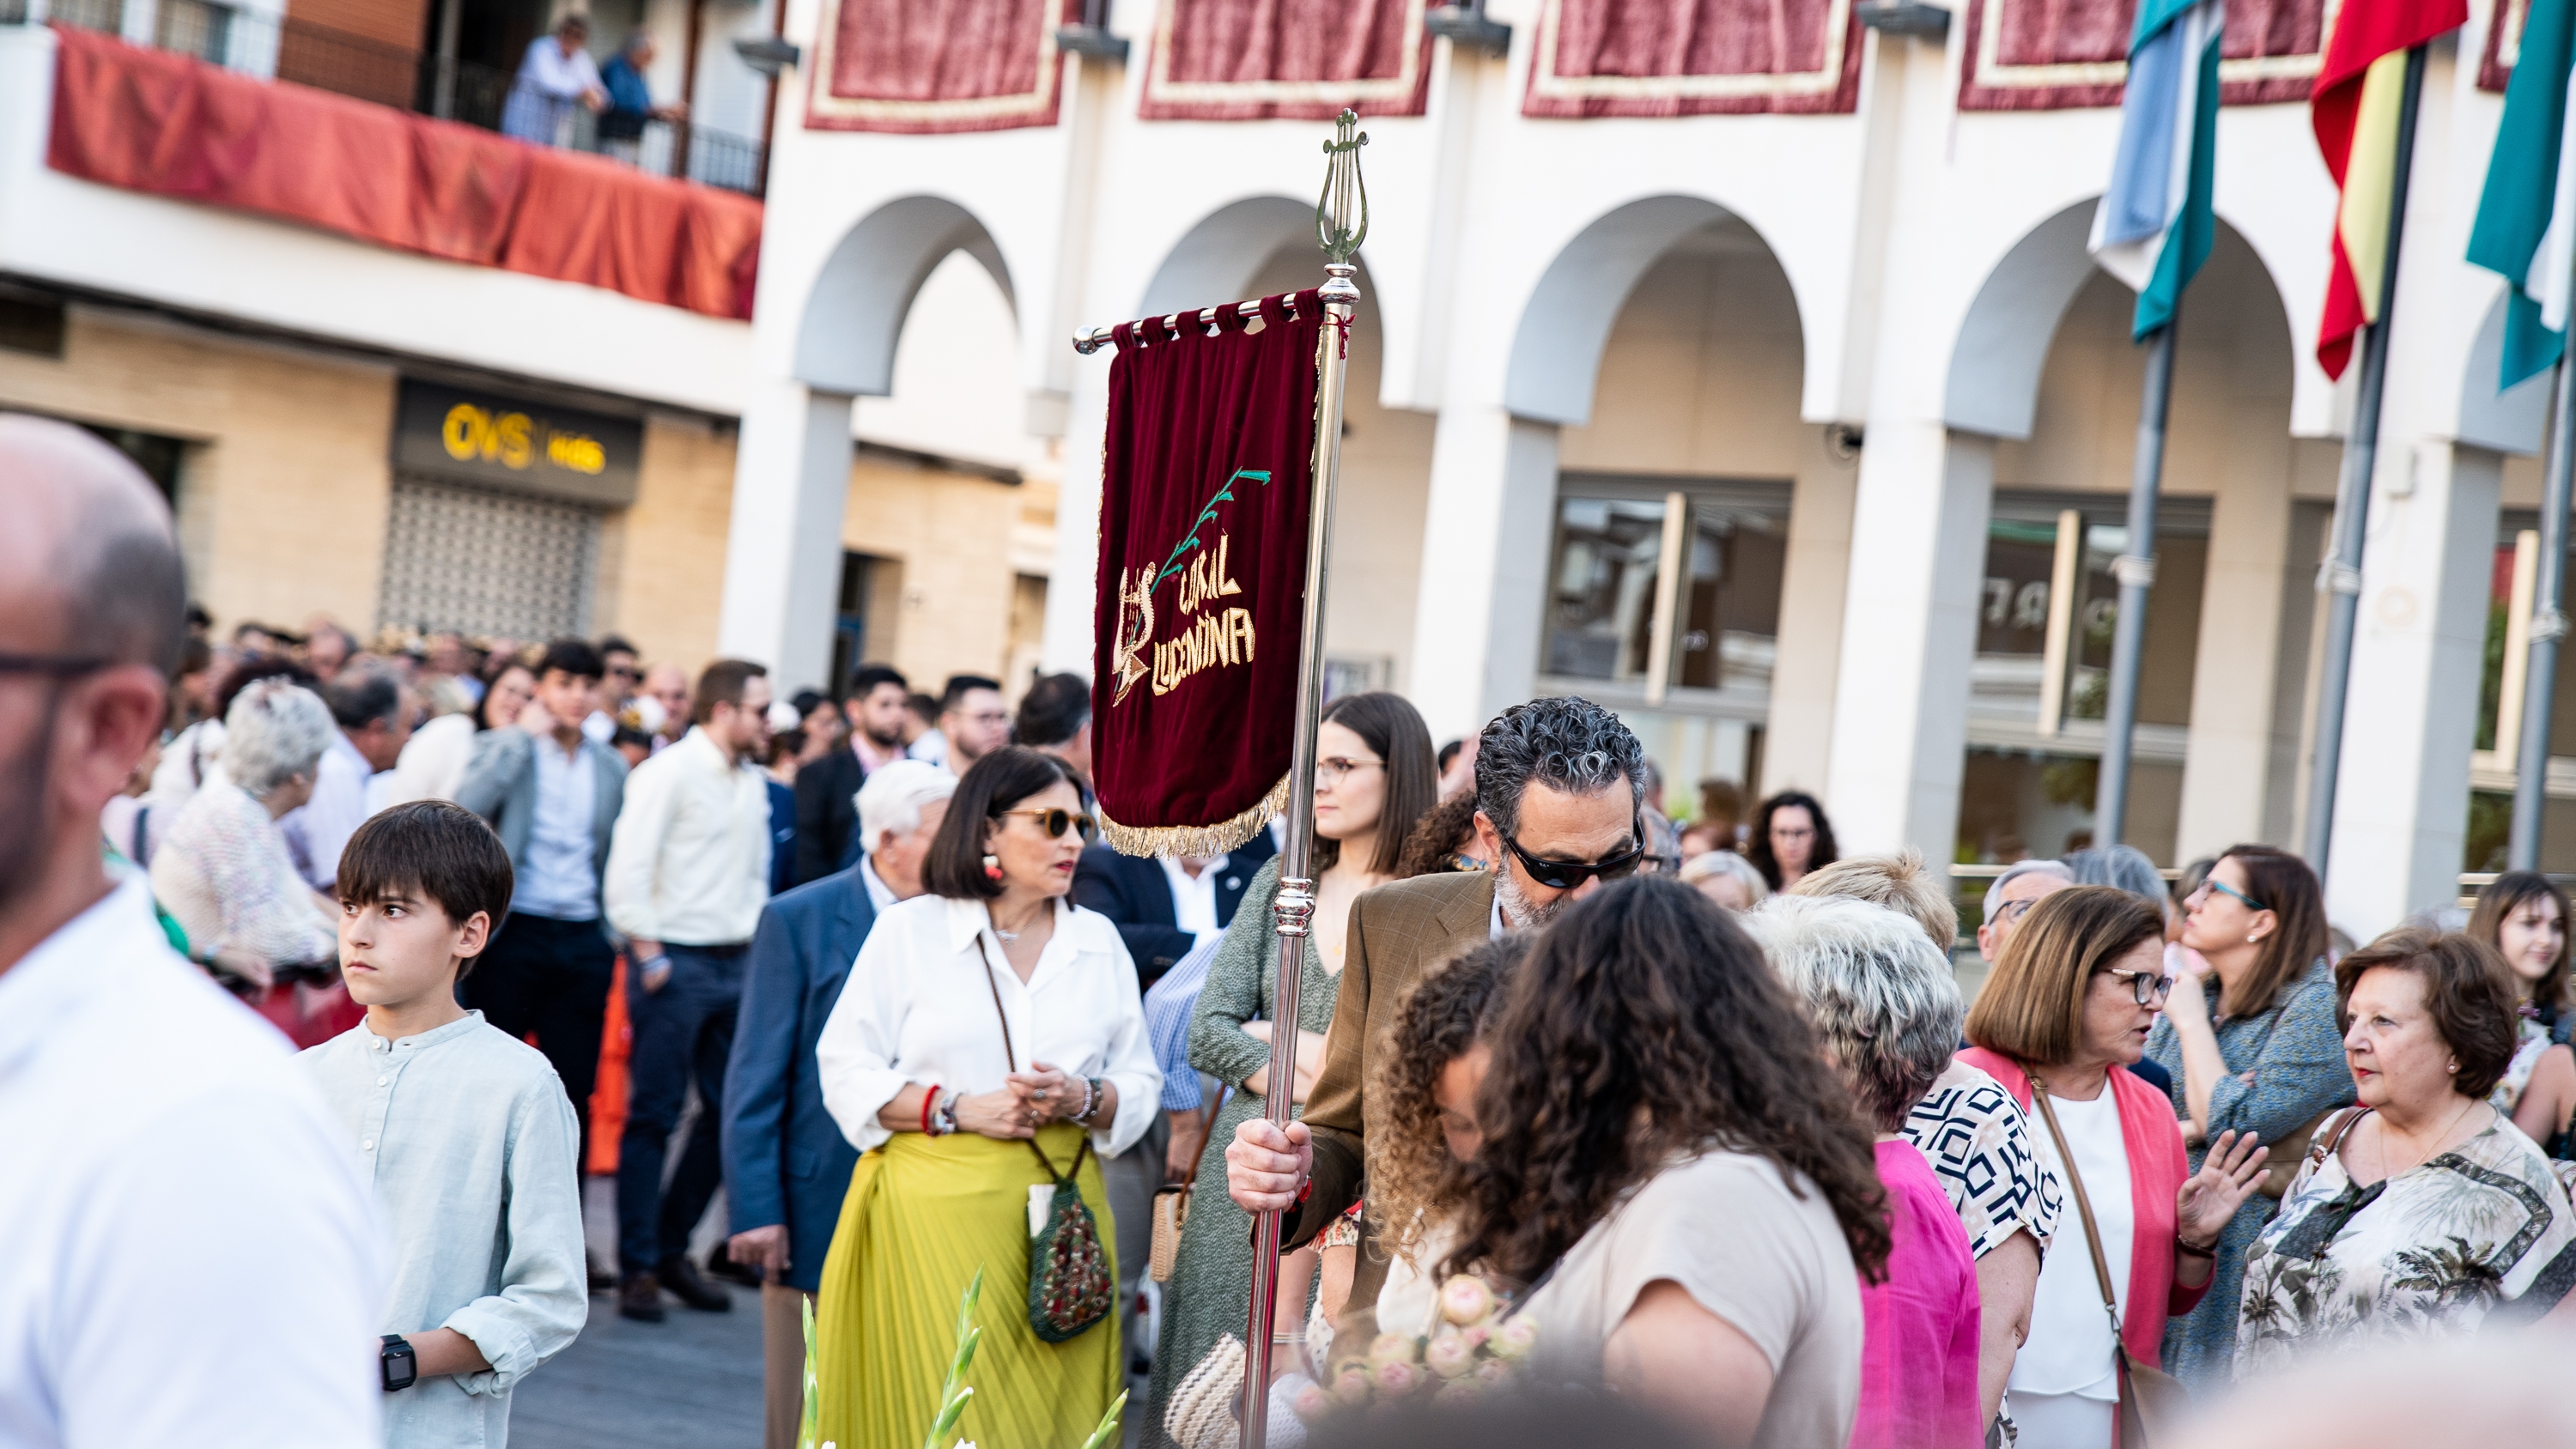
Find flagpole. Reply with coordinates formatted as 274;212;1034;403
1240;109;1367;1449
2510;269;2576;865
2093;322;2176;850
2304;44;2429;871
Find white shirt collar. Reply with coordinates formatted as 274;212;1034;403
860;857;897;912
0;878;176;1081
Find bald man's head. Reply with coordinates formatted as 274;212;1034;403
0;415;186;675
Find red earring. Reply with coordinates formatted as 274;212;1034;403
982;852;1004;882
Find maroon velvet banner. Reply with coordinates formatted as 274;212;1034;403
805;0;1077;134
1956;0;2330;109
2482;0;2525;91
1521;0;1862;118
1091;292;1323;855
1137;0;1431;120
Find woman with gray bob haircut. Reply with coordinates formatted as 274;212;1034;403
149;679;339;997
1745;894;1985;1447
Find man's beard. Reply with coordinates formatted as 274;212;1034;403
862;721;903;749
1492;868;1568;931
0;699;58;914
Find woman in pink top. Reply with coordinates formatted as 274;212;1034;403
1747;895;1984;1449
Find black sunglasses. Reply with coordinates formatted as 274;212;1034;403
1000;807;1096;839
0;652;112;679
1499;815;1647;891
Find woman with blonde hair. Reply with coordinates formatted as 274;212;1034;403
1789;848;1955;951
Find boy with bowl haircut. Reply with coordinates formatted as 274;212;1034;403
307;800;588;1447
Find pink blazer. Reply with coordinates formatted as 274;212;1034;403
1957;1048;2205;1368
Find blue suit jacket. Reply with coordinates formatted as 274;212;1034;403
721;863;873;1293
1070;834;1276;990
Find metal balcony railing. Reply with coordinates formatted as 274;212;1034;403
6;0;767;195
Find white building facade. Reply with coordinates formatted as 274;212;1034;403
720;0;2553;937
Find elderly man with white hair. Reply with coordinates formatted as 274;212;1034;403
1979;857;2073;962
150;676;341;995
1749;890;2063;1446
721;758;953;1449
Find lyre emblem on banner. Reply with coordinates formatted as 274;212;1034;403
1106;468;1271;707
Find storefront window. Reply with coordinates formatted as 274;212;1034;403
1540;481;1788;694
1960;494;2206;866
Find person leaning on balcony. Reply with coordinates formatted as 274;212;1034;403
598;32;686;166
501;14;606;149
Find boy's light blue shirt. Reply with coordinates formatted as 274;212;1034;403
302;1010;586;1448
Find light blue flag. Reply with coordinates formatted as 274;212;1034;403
2090;0;2225;339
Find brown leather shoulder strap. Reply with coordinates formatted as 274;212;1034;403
978;932;1073;1181
2020;1066;2127;1341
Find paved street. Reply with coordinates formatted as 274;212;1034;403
510;1178;765;1449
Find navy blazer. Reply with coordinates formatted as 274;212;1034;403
1070;834;1277;989
721;862;874;1294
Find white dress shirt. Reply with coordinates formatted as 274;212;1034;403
514;733;598;920
1157;856;1224;949
815;894;1160;1156
302;1012;586;1447
0;879;385;1449
385;713;476;806
282;731;374;890
604;726;772;947
860;856;898;912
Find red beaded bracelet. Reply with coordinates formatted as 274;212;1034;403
920;1083;941;1136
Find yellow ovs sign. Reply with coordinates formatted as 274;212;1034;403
441;403;607;476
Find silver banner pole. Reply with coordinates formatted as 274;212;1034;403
2510;313;2576;867
1242;109;1366;1449
2302;44;2427;873
2093;321;2175;852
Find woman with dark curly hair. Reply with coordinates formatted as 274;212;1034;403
1364;936;1527;1337
1746;790;1837;892
1438;875;1887;1447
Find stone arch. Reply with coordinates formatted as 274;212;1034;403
2460;287;2555;457
795;195;1014;397
1137;195;1327;318
1504;195;1803;427
1947;200;2303;440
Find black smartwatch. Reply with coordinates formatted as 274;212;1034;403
380;1334;417;1392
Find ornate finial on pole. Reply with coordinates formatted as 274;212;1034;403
1315;108;1369;279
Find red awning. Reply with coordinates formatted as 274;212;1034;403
46;24;759;320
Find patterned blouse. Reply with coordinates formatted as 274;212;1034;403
2235;1109;2576;1379
1901;1060;2063;1260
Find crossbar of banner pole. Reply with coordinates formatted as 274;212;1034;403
1072;298;1278;355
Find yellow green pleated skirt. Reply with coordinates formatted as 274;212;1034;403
814;1124;1121;1449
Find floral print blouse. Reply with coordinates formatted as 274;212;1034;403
2234;1109;2576;1379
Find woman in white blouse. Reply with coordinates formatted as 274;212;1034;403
811;745;1158;1449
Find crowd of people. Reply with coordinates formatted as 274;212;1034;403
13;412;2576;1449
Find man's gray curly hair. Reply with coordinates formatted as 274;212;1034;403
1472;697;1647;839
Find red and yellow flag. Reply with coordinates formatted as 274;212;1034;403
2310;0;2465;377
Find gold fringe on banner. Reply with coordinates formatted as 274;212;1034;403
1097;773;1291;858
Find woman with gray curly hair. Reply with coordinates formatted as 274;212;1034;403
1745;893;1984;1449
149;677;339;997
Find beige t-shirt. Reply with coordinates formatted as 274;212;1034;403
1521;1149;1863;1449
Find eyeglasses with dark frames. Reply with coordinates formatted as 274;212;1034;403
999;807;1096;840
2104;966;2175;1007
1498;815;1648;891
1315;756;1384;788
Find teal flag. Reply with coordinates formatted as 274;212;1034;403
2468;0;2576;387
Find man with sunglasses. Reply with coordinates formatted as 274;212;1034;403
1224;696;1649;1353
0;416;383;1446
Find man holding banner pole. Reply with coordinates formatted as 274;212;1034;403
2469;0;2576;868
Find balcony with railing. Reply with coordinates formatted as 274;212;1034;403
3;0;764;336
14;0;767;192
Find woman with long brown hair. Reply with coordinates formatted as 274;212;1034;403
1965;887;2267;1448
2144;844;2350;1391
1146;691;1438;1448
1442;875;1888;1447
2468;870;2576;1155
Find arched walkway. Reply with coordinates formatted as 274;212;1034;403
795;195;1015;397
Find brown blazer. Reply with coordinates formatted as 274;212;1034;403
1288;867;1496;1346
